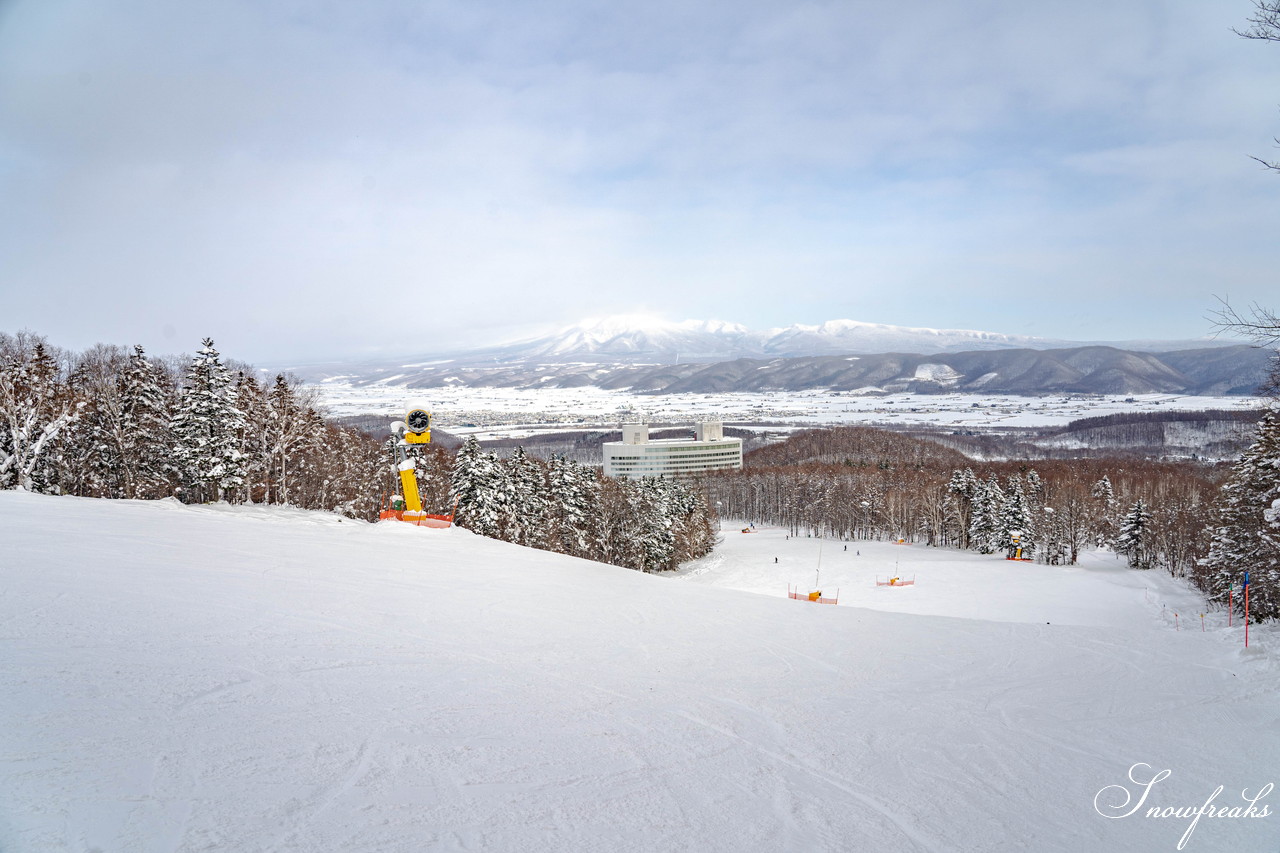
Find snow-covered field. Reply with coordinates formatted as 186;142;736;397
3;491;1277;852
313;381;1259;441
675;525;1215;629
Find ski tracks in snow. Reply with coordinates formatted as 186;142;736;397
261;739;376;852
669;701;945;853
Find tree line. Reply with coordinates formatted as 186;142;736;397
435;438;716;572
1;331;387;515
1;331;717;575
710;421;1279;621
5;329;1272;605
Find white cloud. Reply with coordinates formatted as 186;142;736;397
1;0;1279;360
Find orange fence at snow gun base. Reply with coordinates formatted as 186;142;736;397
378;493;456;528
787;584;839;604
378;508;454;528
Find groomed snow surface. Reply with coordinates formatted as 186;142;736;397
2;491;1277;852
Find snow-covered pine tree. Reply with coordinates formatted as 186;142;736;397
63;345;128;498
596;476;645;568
170;338;247;503
547;454;601;558
1092;475;1119;549
1023;469;1046;552
686;485;718;560
614;476;719;572
999;476;1036;559
1038;504;1066;565
234;371;271;503
636;477;678;572
0;334;77;493
1116;498;1155;570
321;424;385;519
1198;410;1280;620
1024;469;1045;510
502;446;550;549
485;449;516;539
666;479;717;565
449;436;505;538
263;374;321;506
946;467;979;549
119;345;175;498
299;408;337;509
968;475;1004;554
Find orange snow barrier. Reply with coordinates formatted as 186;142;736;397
787;584;839;604
875;576;916;587
378;509;454;528
379;494;456;528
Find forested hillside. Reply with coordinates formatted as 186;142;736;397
745;425;969;468
0;331;386;517
1030;409;1261;458
0;331;717;575
711;415;1280;621
6;329;1274;616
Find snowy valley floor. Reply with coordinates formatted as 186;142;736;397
1;491;1277;852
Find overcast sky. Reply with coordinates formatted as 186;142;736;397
2;0;1279;363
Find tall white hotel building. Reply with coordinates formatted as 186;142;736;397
602;422;744;480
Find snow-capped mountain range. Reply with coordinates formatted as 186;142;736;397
451;314;1072;364
282;314;1255;395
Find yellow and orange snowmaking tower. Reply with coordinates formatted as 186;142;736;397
380;407;454;527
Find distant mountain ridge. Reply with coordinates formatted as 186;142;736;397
452;315;1238;365
436;315;1077;364
296;344;1272;397
282;315;1265;396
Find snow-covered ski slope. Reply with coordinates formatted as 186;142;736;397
2;491;1276;852
675;526;1212;629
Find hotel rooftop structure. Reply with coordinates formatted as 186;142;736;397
602;422;744;480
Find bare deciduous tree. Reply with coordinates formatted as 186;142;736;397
1236;1;1280;172
1211;298;1280;345
1235;0;1280;42
1210;298;1280;399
